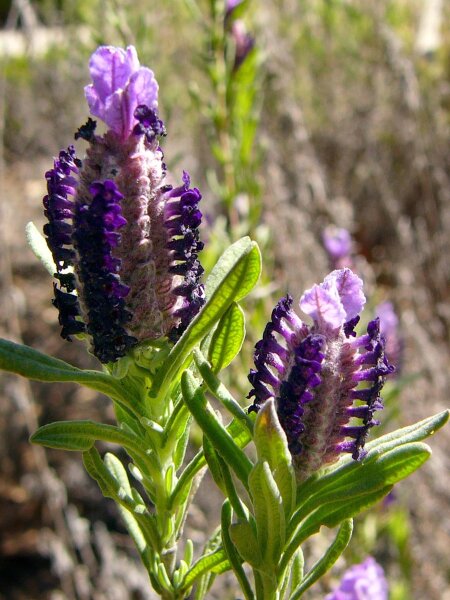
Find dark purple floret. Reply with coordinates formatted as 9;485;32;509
43;146;86;340
277;334;325;454
164;172;205;341
72;180;137;362
344;316;360;338
133;105;166;143
52;284;86;339
75;117;97;141
344;318;395;459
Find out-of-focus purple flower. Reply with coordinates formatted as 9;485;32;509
326;557;388;600
376;301;403;373
230;20;255;70
323;226;353;270
43;46;205;362
248;268;394;480
85;46;159;139
225;0;244;19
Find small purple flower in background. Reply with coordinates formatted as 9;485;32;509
43;46;205;363
323;226;354;270
230;21;255;70
326;557;388;600
376;301;403;374
225;0;244;19
248;268;394;480
224;0;254;70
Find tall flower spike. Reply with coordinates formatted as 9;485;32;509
42;46;205;362
248;268;394;480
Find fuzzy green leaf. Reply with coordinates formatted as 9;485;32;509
180;548;230;590
249;461;285;567
208;302;245;372
181;371;253;487
31;420;149;465
221;501;255;600
290;519;353;599
229;521;262;567
0;338;137;411
253;400;296;518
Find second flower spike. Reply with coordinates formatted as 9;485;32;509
43;46;205;363
248;268;394;480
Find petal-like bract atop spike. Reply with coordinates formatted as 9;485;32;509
85;46;158;138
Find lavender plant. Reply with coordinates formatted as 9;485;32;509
0;45;448;600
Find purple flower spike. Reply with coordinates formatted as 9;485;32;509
326;557;388;600
249;270;393;480
43;46;205;362
85;46;158;139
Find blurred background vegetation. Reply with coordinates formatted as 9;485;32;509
0;0;449;598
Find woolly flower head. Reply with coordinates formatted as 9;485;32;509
248;268;394;480
43;46;205;363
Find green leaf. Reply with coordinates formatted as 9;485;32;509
293;443;431;526
0;338;138;414
82;448;160;551
151;237;261;398
194;349;253;433
289;519;353;599
221;501;255;600
181;371;253;487
280;487;391;575
249;461;285;567
103;454;149;559
30;420;150;465
208;302;245;372
229;521;262;567
253;400;296;518
203;436;227;494
295;410;449;517
180;548;230;590
25;221;56;276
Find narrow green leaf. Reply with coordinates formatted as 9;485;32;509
151;237;261;397
249;461;285;567
221;501;255;600
290;519;353;599
181;371;253;487
253;400;296;518
194;349;253;433
302;410;449;502
203;436;227;494
180;548;229;590
0;338;136;412
31;420;150;466
103;454;149;558
82;448;160;551
281;487;391;574
293;443;431;528
208;302;245;372
229;521;262;567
